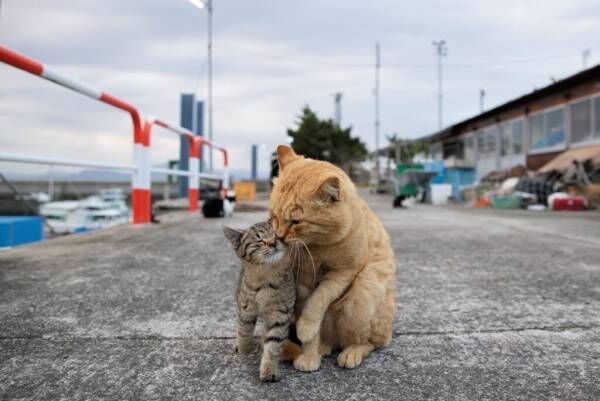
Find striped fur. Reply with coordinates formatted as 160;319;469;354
223;221;296;382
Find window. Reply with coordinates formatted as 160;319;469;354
529;108;565;150
512;120;523;154
477;130;485;154
500;123;511;156
546;109;565;146
570;99;592;143
530;114;544;149
477;126;497;159
463;135;475;164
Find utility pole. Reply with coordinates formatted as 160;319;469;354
206;0;214;172
251;144;258;181
432;40;447;131
374;43;381;183
479;89;485;113
333;92;343;126
583;48;591;69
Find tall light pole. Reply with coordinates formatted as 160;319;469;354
432;40;447;130
188;0;214;172
374;43;381;183
333;92;342;126
582;48;591;69
479;89;485;113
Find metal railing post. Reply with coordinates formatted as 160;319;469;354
132;121;152;223
0;46;232;223
188;137;201;212
220;148;230;199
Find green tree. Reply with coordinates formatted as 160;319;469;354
287;106;367;172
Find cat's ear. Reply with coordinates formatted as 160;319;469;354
223;226;244;250
316;175;341;204
277;145;300;171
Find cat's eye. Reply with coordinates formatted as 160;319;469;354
290;219;300;225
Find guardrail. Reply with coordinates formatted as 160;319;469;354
146;118;230;212
0;45;230;224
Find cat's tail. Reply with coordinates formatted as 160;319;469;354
280;340;302;362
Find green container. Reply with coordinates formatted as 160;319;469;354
396;163;424;175
492;195;523;209
395;164;425;197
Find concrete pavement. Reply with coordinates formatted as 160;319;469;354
1;192;599;400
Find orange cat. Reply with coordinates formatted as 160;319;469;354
270;145;396;371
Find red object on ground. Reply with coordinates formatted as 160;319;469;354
552;197;586;211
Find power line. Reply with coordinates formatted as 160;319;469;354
217;44;579;70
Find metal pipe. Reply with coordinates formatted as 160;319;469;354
0;152;137;172
207;0;213;172
149;167;221;180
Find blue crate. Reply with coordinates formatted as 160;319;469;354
424;161;446;184
0;216;44;247
423;162;475;201
446;168;476;201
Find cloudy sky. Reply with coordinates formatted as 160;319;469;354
1;0;599;177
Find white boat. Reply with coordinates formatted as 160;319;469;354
39;190;130;235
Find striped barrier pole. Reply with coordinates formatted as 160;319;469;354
217;147;230;199
188;137;202;212
133;121;152;223
149;119;207;212
0;45;151;224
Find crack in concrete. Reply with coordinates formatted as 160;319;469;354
393;324;599;337
1;324;597;342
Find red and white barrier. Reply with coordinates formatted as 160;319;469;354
0;45;231;224
148;119;230;211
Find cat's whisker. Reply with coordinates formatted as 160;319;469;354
297;238;316;287
289;241;301;279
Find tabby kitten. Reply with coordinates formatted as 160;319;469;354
223;221;297;382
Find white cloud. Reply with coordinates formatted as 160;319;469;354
1;0;600;179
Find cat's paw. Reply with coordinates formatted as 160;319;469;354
296;316;319;343
259;364;281;382
337;346;365;369
293;353;321;372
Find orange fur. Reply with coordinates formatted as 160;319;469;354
270;145;396;370
280;340;302;362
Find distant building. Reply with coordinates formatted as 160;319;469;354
420;65;600;179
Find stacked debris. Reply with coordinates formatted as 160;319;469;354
536;147;600;209
481;164;528;184
464;146;600;210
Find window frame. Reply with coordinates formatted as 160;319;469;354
527;105;567;155
511;118;525;155
457;132;476;165
481;125;498;159
568;92;600;149
499;116;525;157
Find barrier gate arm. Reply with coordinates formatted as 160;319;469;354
147;119;229;212
0;45;151;224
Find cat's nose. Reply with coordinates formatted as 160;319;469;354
264;237;276;247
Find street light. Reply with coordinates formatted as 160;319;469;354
432;40;447;131
188;0;214;172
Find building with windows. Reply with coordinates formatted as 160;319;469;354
422;65;600;179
